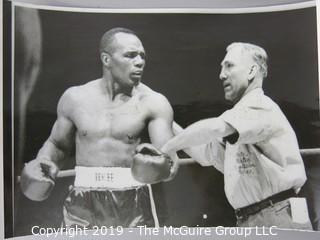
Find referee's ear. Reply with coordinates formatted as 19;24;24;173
248;64;258;82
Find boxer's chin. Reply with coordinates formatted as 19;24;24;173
130;74;142;86
131;77;141;86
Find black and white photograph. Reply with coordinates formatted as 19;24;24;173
2;0;320;239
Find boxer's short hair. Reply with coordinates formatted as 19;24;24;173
99;27;137;54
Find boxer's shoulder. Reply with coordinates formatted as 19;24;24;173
134;82;154;95
56;80;96;118
137;84;173;116
59;79;100;105
57;86;81;114
73;79;101;95
136;83;171;107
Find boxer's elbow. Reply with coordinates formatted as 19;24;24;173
37;138;72;167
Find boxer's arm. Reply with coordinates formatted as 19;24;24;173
162;117;235;154
148;94;174;149
146;94;179;180
36;89;76;169
20;89;76;200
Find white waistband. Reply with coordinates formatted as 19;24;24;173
74;166;145;189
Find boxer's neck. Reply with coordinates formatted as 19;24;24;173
100;75;135;101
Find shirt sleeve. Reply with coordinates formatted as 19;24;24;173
206;140;225;173
220;97;282;144
192;140;225;173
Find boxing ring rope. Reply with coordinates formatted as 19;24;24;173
299;148;320;156
52;148;320;178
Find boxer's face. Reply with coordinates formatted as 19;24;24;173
219;47;253;103
108;33;146;88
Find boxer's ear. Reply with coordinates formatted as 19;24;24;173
101;52;111;67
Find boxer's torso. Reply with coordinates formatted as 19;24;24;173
67;79;154;167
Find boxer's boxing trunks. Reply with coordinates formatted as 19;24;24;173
62;166;159;228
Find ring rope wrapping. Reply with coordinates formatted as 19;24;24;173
18;148;320;180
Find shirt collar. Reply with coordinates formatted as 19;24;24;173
239;88;264;102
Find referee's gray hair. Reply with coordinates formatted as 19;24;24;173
227;42;268;78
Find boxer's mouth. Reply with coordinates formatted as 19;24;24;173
131;71;143;78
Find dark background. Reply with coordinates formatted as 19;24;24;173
10;6;319;236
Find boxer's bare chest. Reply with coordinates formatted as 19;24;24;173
72;93;149;142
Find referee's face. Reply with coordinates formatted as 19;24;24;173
219;47;253;103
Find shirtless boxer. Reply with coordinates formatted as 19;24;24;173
20;28;178;228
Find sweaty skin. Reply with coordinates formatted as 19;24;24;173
37;80;174;168
35;32;176;171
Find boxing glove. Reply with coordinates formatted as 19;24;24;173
131;143;173;184
20;158;58;201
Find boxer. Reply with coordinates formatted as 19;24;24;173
20;27;179;228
